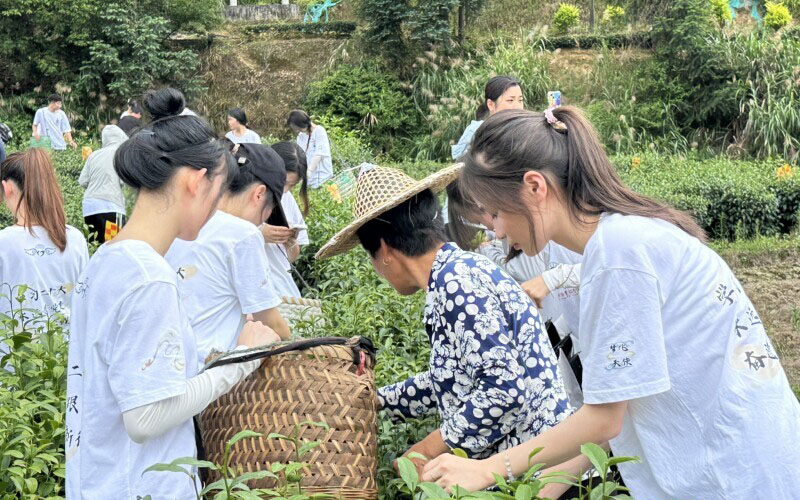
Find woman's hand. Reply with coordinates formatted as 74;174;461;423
521;275;551;308
421;454;496;493
261;224;295;244
236;320;281;349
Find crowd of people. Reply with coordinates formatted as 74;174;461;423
0;77;798;500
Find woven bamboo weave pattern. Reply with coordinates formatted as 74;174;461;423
199;343;378;499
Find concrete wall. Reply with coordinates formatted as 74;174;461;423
224;4;300;22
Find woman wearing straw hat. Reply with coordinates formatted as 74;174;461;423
316;164;573;473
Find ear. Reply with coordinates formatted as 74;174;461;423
252;184;268;206
2;180;15;200
486;98;496;115
184;168;209;198
522;170;549;205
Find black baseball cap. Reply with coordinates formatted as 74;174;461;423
232;143;289;227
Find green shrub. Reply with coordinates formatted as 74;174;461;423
784;0;800;16
765;2;793;30
314;115;374;172
0;300;68;498
710;0;732;27
601;5;626;28
616;153;800;239
553;3;581;34
304;64;417;154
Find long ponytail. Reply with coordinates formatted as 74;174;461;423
461;107;706;243
1;148;67;251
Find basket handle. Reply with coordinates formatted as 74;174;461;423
203;336;377;371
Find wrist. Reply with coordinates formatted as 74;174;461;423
483;454;505;489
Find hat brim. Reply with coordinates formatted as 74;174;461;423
315;163;463;260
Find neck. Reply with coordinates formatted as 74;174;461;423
112;192;182;255
401;242;444;291
12;204;28;226
235;125;246;135
551;208;601;255
217;196;244;219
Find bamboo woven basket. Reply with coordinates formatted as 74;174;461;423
199;337;378;499
277;296;323;329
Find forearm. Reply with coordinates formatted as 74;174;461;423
308;155;323;176
542;264;581;291
408;429;450;461
122;355;260;443
251;309;290;341
65;132;74;142
286;241;301;263
483;403;624;484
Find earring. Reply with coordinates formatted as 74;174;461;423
382;259;390;266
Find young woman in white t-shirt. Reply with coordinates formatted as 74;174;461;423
0;148;89;323
260;141;310;298
166;141;291;368
224;108;261;145
423;107;800;499
65;88;280;500
287;109;332;188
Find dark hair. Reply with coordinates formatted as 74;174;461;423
118;116;142;136
461;107;707;250
130;103;144;115
475;102;490;121
271;141;308;215
446;180;482;250
1;148;67;251
357;189;447;258
485;76;521;103
143;88;186;120
128;98;138;109
48;94;63;104
114;88;228;191
228;108;248;127
287;110;311;132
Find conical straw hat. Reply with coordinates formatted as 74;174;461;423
315;163;463;259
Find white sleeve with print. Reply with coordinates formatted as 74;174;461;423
106;281;190;412
580;268;671;404
231;232;282;313
282;192;309;245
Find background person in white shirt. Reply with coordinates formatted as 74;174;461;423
224;108;261;145
79;124;128;243
167;142;291;368
423;107;800;500
262;141;311;298
32;94;77;150
0;148;89;324
287;109;333;188
65;88;280;500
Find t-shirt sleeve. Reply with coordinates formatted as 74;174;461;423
231;232;282;313
60;111;71;133
106;281;190;412
314;127;331;157
33;109;43;130
580;268;671;404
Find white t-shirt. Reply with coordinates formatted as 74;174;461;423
296;125;333;188
166;210;281;368
0;225;89;321
264;192;309;298
225;129;261;145
65;240;199;500
580;213;800;500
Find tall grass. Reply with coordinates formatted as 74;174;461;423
411;38;551;161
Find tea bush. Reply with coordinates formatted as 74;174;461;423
601;5;627;29
0;295;68;498
616;153;800;239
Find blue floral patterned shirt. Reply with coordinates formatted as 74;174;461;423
378;243;573;458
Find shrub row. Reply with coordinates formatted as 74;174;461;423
616;153;800;239
242;21;357;37
536;29;654;50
